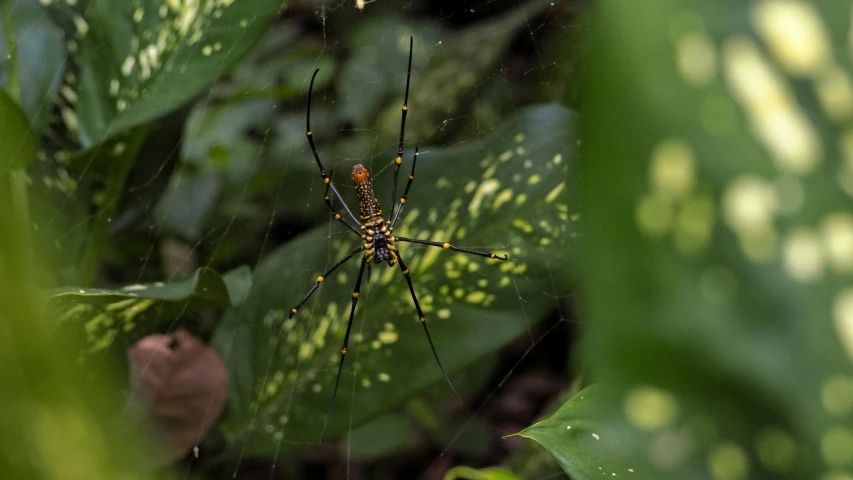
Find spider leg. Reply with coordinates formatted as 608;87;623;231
307;69;361;225
390;147;418;227
289;245;364;319
324;170;361;236
390;37;414;211
393;236;508;261
320;257;367;442
396;252;461;403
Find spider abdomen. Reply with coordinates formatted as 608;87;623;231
351;164;383;221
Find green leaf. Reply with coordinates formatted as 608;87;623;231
372;0;556;146
579;1;853;478
45;0;284;147
0;0;64;135
212;104;576;453
31;128;149;286
153;171;222;241
0;88;37;170
515;386;634;478
347;413;414;460
443;466;521;480
47;266;252;354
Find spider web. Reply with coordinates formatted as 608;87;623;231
12;0;584;478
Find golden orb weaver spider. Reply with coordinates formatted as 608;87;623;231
291;37;509;441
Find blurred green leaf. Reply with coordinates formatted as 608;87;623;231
47;265;252;354
348;412;414;460
44;0;285;147
580;1;853;478
385;0;556;146
515;385;632;478
338;15;440;125
0;0;64;135
153;171;221;241
436;418;493;456
31;128;149;286
219;35;334;101
443;465;521;480
0;88;36;170
183;100;274;172
213;104;576;453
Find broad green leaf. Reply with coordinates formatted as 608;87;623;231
212;104;576;453
0;89;36;170
216;33;333;101
338;15;440;125
0;0;64;135
579;1;853;478
347;413;414;460
47;266;252;354
443;465;520;480
153;171;222;241
41;0;285;147
515;386;634;478
372;0;557;146
31;128;149;286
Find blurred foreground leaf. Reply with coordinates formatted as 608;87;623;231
580;1;853;478
0;158;157;480
48;266;252;354
0;88;36;170
214;104;576;453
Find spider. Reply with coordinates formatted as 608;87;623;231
291;37;508;441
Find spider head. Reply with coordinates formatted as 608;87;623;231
351;164;370;184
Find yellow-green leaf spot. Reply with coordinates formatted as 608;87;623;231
820;472;853;480
468;179;500;218
722;175;778;263
814;65;853;122
723;37;822;175
636;193;674;237
822;212;853;273
624;385;679;431
821;375;853;417
709;442;750;480
782;227;824;282
833;288;853;362
752;0;830;77
466;291;486;304
676;30;717;86
674;193;715;255
512;218;534;234
545;183;565;203
378;330;398;344
651;138;696;199
822;427;853;466
755;427;796;473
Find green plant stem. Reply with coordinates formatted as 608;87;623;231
8;169;31;261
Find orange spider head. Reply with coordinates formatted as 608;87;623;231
352;164;370;184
